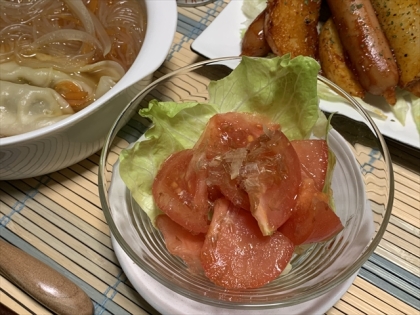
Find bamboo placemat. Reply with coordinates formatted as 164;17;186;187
1;1;419;314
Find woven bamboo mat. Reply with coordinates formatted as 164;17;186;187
1;1;419;314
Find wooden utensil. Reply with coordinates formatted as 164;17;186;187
0;239;93;315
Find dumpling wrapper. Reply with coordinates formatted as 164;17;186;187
0;60;125;137
0;60;124;98
0;81;74;137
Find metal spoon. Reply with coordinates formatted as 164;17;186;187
0;239;93;315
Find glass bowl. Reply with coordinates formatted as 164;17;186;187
98;56;393;309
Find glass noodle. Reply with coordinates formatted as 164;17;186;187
0;0;146;71
0;0;146;137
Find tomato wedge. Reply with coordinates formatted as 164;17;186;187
279;178;344;245
291;139;329;191
156;214;205;274
280;140;342;245
304;191;344;244
241;130;301;235
200;198;294;289
193;112;279;159
152;149;210;234
151;111;343;289
206;148;251;211
188;112;278;210
278;178;317;245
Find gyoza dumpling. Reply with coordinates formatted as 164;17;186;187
0;81;74;137
0;60;124;111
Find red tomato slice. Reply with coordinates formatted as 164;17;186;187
152;149;210;234
156;214;205;274
189;112;279;211
304;191;344;244
241;130;301;235
278;178;317;245
206;184;224;203
193;112;279;159
206;148;251;211
291;139;329;191
200;198;294;289
279;178;344;245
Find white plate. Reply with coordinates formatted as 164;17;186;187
113;237;358;315
191;1;420;149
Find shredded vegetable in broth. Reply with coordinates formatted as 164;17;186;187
0;0;147;137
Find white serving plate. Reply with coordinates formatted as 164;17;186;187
191;0;420;149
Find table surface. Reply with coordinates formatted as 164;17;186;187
1;1;419;314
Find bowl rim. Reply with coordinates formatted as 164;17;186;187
98;56;395;308
0;0;177;147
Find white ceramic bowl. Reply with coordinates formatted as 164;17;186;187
0;0;177;180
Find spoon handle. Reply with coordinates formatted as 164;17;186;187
0;239;93;315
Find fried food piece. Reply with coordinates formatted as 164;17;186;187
326;0;399;104
319;18;365;98
370;0;420;97
241;9;271;57
405;81;420;97
264;0;321;59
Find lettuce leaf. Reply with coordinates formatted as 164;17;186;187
242;0;266;21
410;94;420;134
240;0;267;37
119;100;217;222
389;93;409;126
317;80;388;120
208;56;321;140
119;55;322;224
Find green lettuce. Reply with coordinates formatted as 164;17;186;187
411;94;420;134
240;0;268;37
119;55;323;224
317;80;388;120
